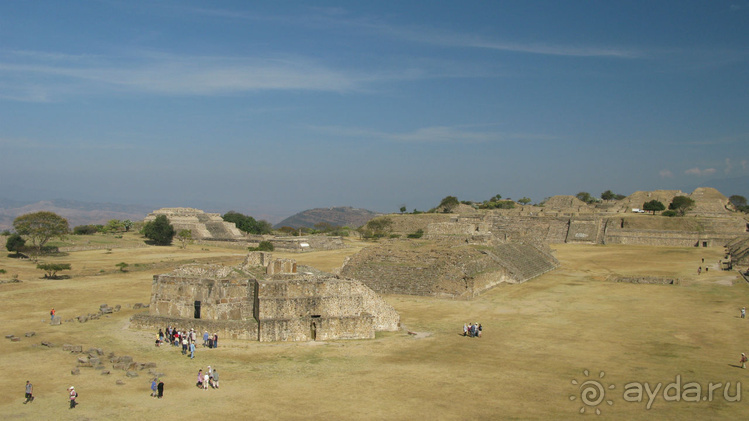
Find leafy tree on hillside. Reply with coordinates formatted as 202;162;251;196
668;196;695;216
6;234;26;256
437;196;460;213
222;211;273;235
400;205;407;214
601;190;625;201
123;220;133;232
729;195;747;207
576;192;597;204
361;217;393;238
13;211;69;251
143;215;175;245
517;197;532;205
103;219;124;233
642;200;666;215
729;195;748;213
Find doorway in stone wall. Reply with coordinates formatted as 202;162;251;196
194;301;201;319
310;315;320;341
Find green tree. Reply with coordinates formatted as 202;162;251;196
143;215;175;245
362;217;393;238
222;211;272;235
729;195;747;207
37;263;71;279
5;234;26;256
642;200;665;215
517;197;532;205
669;196;695;216
103;219;124;233
438;196;460;212
601;190;616;201
122;220;133;232
176;229;192;249
400;205;407;214
13;211;69;251
73;225;99;235
576;192;595;204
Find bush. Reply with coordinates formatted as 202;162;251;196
6;233;26;255
407;229;424;239
73;225;99;235
143;215;176;245
389;234;401;238
248;241;274;252
662;210;677;217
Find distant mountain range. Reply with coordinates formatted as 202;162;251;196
274;206;380;229
0;198;153;231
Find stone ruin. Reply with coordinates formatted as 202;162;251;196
339;238;559;299
144;208;245;240
131;252;400;342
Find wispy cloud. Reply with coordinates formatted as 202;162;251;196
685;167;717;176
177;5;642;59
725;158;733;174
659;169;674;178
311;125;557;144
0;51;376;101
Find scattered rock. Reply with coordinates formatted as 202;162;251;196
51;316;61;325
71;367;80;375
126;371;139;378
25;332;35;337
101;370;111;375
116;379;124;385
114;305;121;312
133;303;144;309
11;337;20;342
4;334;14;339
41;341;55;347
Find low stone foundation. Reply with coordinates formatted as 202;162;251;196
130;313;258;340
609;276;680;285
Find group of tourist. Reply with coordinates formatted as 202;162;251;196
462;322;482;338
156;326;219;359
196;366;220;390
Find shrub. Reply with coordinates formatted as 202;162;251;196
662;210;677;217
407;229;424;239
73;225;99;235
248;241;274;252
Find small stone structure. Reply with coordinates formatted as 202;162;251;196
131;252;400;342
144;208;245;240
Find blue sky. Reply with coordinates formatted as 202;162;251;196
1;1;748;220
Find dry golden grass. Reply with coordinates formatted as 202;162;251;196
1;236;747;420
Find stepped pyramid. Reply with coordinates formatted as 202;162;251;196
144;208;245;240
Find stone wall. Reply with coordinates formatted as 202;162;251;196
254;275;399;342
148;264;255;321
130;313;257;340
258;315;374;342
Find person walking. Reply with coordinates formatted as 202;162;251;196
24;381;34;404
68;386;77;409
741;353;747;369
741;307;746;319
157;379;164;399
189;341;196;359
50;308;55;323
150;378;157;397
211;369;219;389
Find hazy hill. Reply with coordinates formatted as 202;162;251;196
0;198;153;231
274;206;380;229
